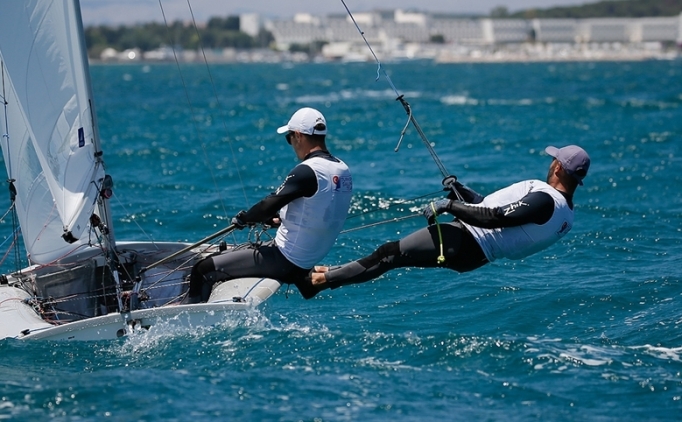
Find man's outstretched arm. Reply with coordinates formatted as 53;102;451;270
430;191;555;229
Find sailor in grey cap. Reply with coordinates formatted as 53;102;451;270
306;145;590;298
545;145;590;186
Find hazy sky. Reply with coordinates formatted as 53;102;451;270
80;0;599;25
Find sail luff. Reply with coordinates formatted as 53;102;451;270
72;0;117;246
0;0;108;264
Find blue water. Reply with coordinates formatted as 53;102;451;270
1;60;682;420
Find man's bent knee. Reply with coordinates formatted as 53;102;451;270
357;241;400;268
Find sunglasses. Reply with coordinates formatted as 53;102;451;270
285;131;294;145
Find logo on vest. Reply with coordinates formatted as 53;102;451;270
275;174;293;195
502;200;529;216
332;175;352;192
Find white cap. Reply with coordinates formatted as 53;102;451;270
276;107;327;136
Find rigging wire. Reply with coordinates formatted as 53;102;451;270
110;192;158;247
0;234;17;267
157;0;248;234
183;0;250;211
0;205;14;228
340;190;443;234
1;61;24;271
149;0;457;252
339;0;451;179
345;190;441;221
340;214;420;234
125;0;254;280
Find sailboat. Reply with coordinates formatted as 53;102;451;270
0;1;281;340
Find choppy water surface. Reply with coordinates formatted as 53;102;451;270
1;60;681;421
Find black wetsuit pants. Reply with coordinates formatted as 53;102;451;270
324;221;488;288
188;240;310;302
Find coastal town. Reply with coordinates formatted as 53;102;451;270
99;9;682;63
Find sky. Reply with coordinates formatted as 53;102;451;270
79;0;600;25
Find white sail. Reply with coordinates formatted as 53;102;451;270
0;0;283;341
0;0;105;264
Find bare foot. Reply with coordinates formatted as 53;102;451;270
311;271;327;286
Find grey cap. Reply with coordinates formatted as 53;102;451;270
545;145;590;185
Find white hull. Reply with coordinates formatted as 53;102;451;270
0;241;282;341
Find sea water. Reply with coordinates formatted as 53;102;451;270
0;60;681;421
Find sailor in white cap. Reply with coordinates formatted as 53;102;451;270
186;107;353;302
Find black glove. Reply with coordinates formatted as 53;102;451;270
263;215;281;228
422;199;451;225
231;210;248;229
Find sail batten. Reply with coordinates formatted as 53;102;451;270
0;0;106;264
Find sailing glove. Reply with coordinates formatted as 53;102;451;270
422;199;451;225
263;215;281;228
231;210;248;229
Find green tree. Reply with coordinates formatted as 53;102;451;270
490;6;510;18
84;16;276;57
510;0;682;18
207;16;240;31
430;34;445;44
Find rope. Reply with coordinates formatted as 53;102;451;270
0;230;17;267
429;202;446;264
340;214;420;234
0;201;14;222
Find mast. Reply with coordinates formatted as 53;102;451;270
71;0;126;313
73;0;117;247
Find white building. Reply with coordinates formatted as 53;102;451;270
263;11;682;60
630;17;679;42
266;18;327;50
383;22;430;43
532;19;578;43
394;9;428;25
481;19;531;43
348;11;382;27
325;16;368;42
576;18;630;42
239;13;261;38
430;18;484;44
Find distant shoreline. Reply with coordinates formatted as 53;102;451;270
89;54;681;65
89;40;681;65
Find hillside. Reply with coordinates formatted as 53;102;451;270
510;0;682;19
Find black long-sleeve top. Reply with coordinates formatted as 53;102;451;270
240;150;335;223
445;183;573;229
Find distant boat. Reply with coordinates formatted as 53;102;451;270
0;0;281;341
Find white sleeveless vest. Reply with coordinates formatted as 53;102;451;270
461;180;573;262
275;156;353;268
